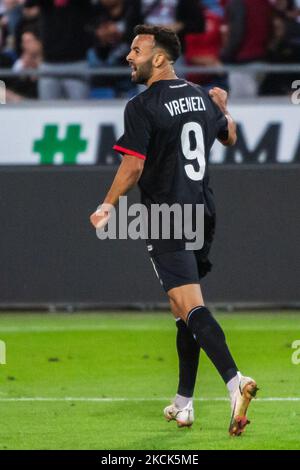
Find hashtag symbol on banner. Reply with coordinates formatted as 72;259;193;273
33;124;88;164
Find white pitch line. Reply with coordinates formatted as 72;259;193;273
0;325;298;333
0;326;172;333
0;397;299;403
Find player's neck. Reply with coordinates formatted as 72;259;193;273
146;67;178;88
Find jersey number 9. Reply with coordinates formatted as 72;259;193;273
181;122;206;182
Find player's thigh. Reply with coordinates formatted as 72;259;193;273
150;250;204;321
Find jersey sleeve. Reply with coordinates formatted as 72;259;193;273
210;98;229;141
113;98;152;160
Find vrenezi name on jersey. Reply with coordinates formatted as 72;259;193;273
164;96;206;117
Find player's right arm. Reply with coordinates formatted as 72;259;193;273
209;87;237;147
90;154;144;229
90;98;151;229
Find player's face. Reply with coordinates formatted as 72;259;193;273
126;35;156;84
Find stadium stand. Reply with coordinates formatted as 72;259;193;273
0;0;299;100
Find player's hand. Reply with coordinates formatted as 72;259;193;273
209;87;228;114
90;204;112;230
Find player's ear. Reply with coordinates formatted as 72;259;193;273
153;52;165;68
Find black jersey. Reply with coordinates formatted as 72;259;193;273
113;78;228;254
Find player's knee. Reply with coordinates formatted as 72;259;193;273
168;294;204;322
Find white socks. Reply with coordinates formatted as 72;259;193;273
226;371;242;399
175;394;192;409
175;372;243;408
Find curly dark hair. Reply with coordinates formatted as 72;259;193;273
133;24;181;63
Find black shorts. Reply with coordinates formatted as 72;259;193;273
149;210;215;292
150;249;213;293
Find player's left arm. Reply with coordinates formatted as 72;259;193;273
209;87;237;147
90;155;144;229
219;112;237;147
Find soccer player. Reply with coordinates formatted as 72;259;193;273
90;25;258;436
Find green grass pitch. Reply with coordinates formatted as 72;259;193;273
0;312;300;450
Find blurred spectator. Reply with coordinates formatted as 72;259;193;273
271;0;300;19
136;0;205;39
260;0;300;94
24;0;94;100
6;26;42;101
202;0;224;16
0;0;23;59
4;1;22;34
88;0;139;98
0;1;6;14
184;0;228;90
136;0;206;82
0;0;298;99
269;0;300;61
14;26;42;72
14;1;39;57
222;0;272;98
288;0;300;18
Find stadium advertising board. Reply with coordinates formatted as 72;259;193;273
0;103;299;165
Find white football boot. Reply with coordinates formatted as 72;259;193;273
164;400;194;427
229;374;259;436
